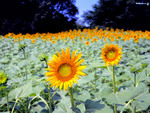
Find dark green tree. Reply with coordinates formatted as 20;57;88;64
83;0;150;30
33;0;78;33
0;0;39;34
0;0;78;35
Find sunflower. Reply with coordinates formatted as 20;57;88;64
45;47;86;91
85;41;90;45
0;72;8;84
101;44;122;66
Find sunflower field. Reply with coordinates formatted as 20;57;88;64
0;28;150;113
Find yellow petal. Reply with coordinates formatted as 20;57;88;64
57;51;63;59
76;65;86;71
76;71;86;76
71;50;75;61
73;78;77;83
47;62;55;68
46;76;55;82
63;82;67;91
45;72;55;77
66;47;70;59
75;59;84;67
61;48;66;58
59;82;63;90
71;50;78;61
45;68;53;71
74;52;82;63
68;81;72;87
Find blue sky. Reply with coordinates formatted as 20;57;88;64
75;0;99;26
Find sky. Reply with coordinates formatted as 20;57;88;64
75;0;99;26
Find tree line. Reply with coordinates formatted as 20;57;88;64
0;0;150;35
83;0;150;31
0;0;78;35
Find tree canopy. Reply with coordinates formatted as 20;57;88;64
0;0;78;35
83;0;150;31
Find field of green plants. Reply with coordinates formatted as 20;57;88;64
0;29;150;113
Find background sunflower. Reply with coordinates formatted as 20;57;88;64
101;44;122;66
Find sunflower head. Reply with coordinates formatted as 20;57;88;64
85;41;90;45
45;47;86;91
0;72;8;84
101;44;122;66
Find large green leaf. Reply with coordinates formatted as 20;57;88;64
9;82;32;100
32;84;45;95
84;100;105;112
76;103;86;113
0;96;7;105
74;90;90;101
95;104;113;113
30;103;48;113
53;95;74;113
105;83;150;110
77;72;95;85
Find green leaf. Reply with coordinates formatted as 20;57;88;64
131;87;150;110
30;104;47;113
53;95;74;113
135;71;147;86
105;83;150;107
74;90;90;101
7;77;24;86
0;57;10;64
99;87;113;99
0;97;7;105
9;82;32;100
32;84;45;95
95;87;113;100
85;100;105;112
95;104;113;113
0;86;7;90
77;72;95;85
76;103;86;113
88;62;107;69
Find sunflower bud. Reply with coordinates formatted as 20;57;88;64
0;72;8;84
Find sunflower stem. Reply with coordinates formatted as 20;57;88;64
6;88;9;112
69;87;75;108
11;99;19;113
146;70;148;86
133;73;136;112
23;48;27;80
133;106;136;113
112;66;117;113
48;86;52;113
134;73;136;87
22;45;28;113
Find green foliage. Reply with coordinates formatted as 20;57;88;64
9;82;32;100
0;36;150;112
53;95;73;113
